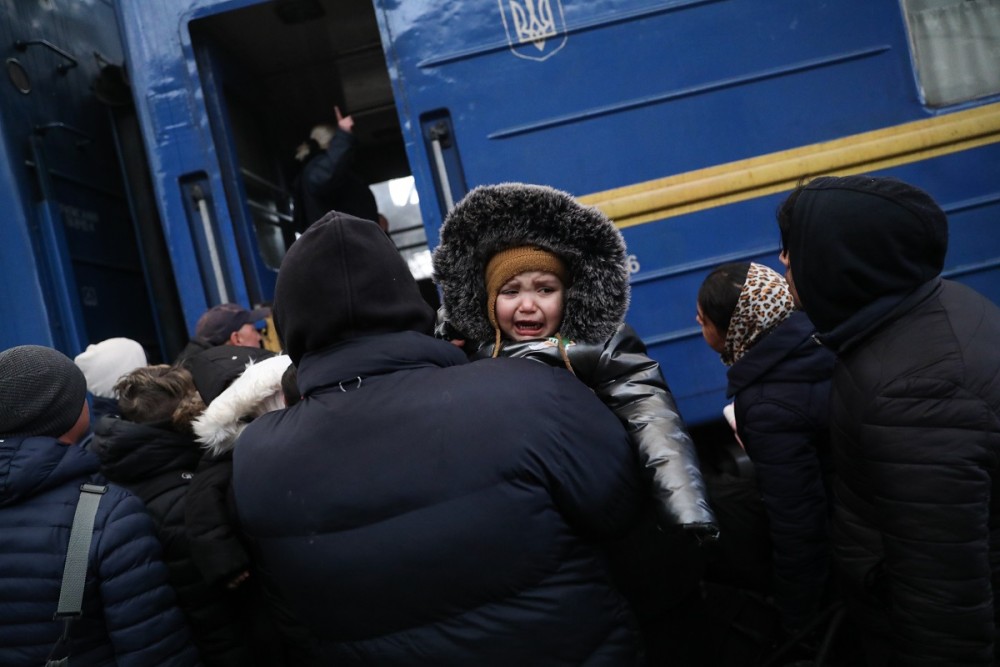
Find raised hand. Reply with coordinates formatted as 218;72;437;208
335;105;354;134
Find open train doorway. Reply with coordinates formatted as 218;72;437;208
187;0;437;307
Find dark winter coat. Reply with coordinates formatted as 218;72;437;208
0;435;200;666
187;353;291;589
432;182;715;531
235;332;643;665
786;175;1000;665
726;309;835;631
293;131;377;229
93;417;253;667
185;453;247;587
174;337;213;365
236;213;645;664
186;354;306;667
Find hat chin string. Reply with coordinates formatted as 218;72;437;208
491;328;502;358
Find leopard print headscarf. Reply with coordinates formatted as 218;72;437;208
722;262;795;366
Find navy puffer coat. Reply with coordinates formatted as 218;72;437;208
727;309;835;631
0;435;200;666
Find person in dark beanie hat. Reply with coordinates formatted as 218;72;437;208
776;174;1000;666
232;210;647;664
0;344;199;666
0;345;88;439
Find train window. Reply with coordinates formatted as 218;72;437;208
371;176;432;280
901;0;1000;107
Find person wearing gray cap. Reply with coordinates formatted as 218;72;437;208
0;345;200;666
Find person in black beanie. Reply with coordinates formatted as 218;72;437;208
232;211;647;664
777;175;1000;666
0;345;199;666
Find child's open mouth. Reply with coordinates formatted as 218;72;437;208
514;321;543;336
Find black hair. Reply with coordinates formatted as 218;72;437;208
697;262;751;335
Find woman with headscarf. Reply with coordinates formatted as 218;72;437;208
696;262;836;638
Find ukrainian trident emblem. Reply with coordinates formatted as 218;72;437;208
498;0;568;61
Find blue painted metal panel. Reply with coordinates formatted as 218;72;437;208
113;0;262;336
111;0;1000;423
378;1;925;234
0;125;55;349
0;0;160;356
374;0;1000;424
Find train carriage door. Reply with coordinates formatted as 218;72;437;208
0;1;167;358
117;0;435;338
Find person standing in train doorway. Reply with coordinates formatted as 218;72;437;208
291;105;378;232
777;174;1000;666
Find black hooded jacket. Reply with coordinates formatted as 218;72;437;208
93;416;254;667
234;213;644;664
432;183;715;531
786;176;1000;665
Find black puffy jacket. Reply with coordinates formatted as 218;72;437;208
474;323;715;528
94;417;252;667
234;331;644;665
727;310;835;631
786;176;1000;665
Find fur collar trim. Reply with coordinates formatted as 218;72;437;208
432;183;630;343
192;355;292;456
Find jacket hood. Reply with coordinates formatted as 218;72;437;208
787;175;947;333
0;436;99;506
193;354;292;456
432;183;630;343
92;416;202;482
274;212;436;365
183;344;276;405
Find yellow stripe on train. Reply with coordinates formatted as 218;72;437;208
581;102;1000;229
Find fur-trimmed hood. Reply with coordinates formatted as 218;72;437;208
192;354;292;456
432;183;630;343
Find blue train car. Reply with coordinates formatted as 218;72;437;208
0;0;184;360
3;0;998;425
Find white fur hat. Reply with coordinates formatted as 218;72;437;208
74;337;148;399
193;354;292;456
